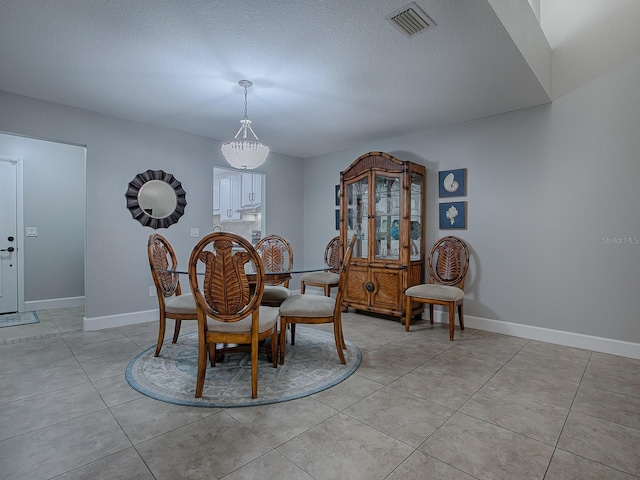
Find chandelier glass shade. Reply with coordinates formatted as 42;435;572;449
221;80;269;170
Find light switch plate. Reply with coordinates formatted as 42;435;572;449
26;227;38;237
191;228;199;237
149;286;156;297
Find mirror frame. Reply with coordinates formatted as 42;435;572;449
125;169;187;229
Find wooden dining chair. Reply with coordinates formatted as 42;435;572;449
147;233;198;357
255;234;294;307
278;234;356;365
300;236;342;296
188;232;278;399
404;236;470;340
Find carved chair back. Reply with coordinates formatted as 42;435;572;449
188;232;264;322
148;233;182;298
255;234;293;287
427;236;470;289
325;236;343;273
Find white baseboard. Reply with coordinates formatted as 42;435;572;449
429;311;640;360
25;296;85;311
84;309;158;331
84;306;640;360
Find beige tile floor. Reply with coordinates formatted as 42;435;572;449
0;308;639;479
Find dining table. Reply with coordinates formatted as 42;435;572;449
159;266;331;284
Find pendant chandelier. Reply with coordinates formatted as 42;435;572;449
221;80;269;170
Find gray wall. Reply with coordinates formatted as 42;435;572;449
0;17;638;349
0;133;85;305
303;55;640;345
0;92;304;323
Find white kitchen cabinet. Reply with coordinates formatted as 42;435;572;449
213;179;220;214
219;175;242;221
241;173;262;208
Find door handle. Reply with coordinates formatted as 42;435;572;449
1;247;15;252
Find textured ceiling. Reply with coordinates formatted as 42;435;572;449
0;0;550;159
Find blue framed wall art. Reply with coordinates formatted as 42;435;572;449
439;168;466;197
439;201;467;229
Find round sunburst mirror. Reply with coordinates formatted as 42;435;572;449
125;169;187;229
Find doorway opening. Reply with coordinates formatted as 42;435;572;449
213;167;265;245
0;133;86;314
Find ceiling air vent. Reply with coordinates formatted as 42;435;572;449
386;2;435;38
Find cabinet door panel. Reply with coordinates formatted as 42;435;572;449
345;266;369;305
371;269;402;310
345;176;368;260
213;179;220;214
220;176;242;220
241;173;261;208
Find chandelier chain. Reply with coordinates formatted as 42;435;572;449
243;85;248;120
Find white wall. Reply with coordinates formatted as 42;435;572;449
0;92;304;328
304;51;640;354
0;134;85;308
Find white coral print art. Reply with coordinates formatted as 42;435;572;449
446;205;458;225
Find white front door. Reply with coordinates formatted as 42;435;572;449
0;160;18;313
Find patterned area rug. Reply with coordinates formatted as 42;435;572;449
0;311;39;328
125;326;361;407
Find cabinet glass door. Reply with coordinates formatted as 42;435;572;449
410;173;423;260
374;175;400;260
346;176;368;259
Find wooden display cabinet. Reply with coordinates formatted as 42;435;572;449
340;151;426;322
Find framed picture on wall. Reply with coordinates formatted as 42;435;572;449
335;185;340;206
439;168;466;197
335;209;340;230
439;202;467;229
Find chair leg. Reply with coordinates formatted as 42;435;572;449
404;294;412;332
333;319;346;364
429;304;435;324
335;314;346;349
448;302;455;341
301;281;306;294
279;317;287;365
209;343;216;367
291;323;296;345
154;314;166;357
458;303;465;330
195;337;208;398
271;327;278;368
324;285;330;296
251;335;258;399
172;319;181;343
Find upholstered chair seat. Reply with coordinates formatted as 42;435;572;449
300;271;340;287
405;284;464;303
279;295;335;318
203;306;278;333
164;293;198;314
260;286;292;307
